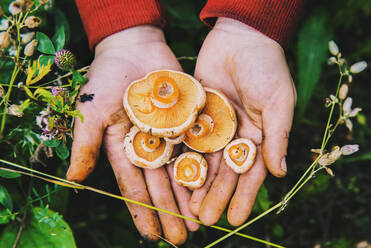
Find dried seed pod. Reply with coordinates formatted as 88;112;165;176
174;152;207;189
124;126;174;169
21;32;35;45
24;16;42;29
24;39;38;56
184;87;237;153
0;32;11;49
224;138;257;174
164;134;185;145
124;70;206;137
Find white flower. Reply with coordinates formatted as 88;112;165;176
329;40;339;56
345;119;353;132
341;144;359;155
343;97;362;117
350;61;367;74
8;104;23;117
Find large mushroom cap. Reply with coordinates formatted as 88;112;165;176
124;70;206;137
223;138;257;174
174;152;208;189
124;126;174;169
184;87;237;153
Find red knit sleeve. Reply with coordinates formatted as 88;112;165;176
75;0;165;50
200;0;306;48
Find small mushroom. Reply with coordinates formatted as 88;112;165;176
223;138;257;174
174;152;208;189
123;70;206;137
164;134;185;145
184;87;237;153
124;126;174;169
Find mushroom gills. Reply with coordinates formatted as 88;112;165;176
224;138;257;174
174;152;207;189
186;114;214;139
124;126;174;169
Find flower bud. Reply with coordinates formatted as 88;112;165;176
55;49;76;71
8;104;23;117
24;16;42;29
348;75;353;83
0;19;9;31
339;84;348;100
24;39;38;57
350;61;367;74
21;32;35;45
327;57;337;65
0;31;11;49
40;0;50;4
328;40;339;56
325;167;335;177
0;85;4;98
341;144;359;155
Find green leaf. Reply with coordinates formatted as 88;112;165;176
0;208;12;224
54;8;70;45
52;25;65;51
0;169;21;179
72;70;88;86
56;143;69;160
253;184;272;213
296;12;332;119
0;207;77;248
43;138;60;148
39;55;55;67
36;32;56;55
0;185;13;211
272;224;284;238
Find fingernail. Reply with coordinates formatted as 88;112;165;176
280;157;287;173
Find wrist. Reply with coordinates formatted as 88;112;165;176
214;17;281;48
95;25;166;56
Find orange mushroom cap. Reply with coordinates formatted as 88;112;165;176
184;87;237;153
123;70;206;137
124;126;174;169
223;138;257;174
174;152;208;189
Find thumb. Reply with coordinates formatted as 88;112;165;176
66;107;104;182
262;87;295;178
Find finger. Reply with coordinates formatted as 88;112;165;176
227;147;267;226
104;112;161;241
189;151;222;216
144;167;188;245
66;106;104;182
262;86;295;178
167;164;200;232
199;160;238;226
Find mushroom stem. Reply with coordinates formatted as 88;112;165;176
186;114;214;139
141;135;160;152
151;76;179;109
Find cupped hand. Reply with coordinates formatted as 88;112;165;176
190;18;297;226
66;25;199;245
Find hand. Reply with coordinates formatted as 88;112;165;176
189;18;297;226
66;26;198;245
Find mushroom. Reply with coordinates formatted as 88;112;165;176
184;87;237;153
123;70;206;137
164;134;185;145
174;152;208;189
124;126;174;169
223;138;257;174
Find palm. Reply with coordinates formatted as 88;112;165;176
66;26;198;245
190;18;296;226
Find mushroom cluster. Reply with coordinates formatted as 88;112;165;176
123;70;257;189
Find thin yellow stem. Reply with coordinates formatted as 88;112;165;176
0;162;284;248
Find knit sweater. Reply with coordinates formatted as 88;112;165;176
75;0;305;50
